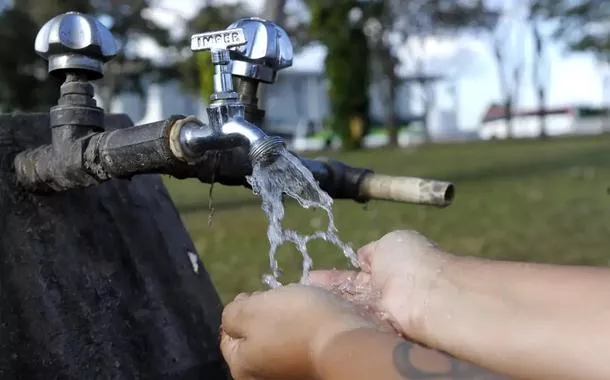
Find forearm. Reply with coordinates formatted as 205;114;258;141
315;328;505;380
420;255;610;380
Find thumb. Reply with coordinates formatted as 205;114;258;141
221;294;255;339
220;331;239;359
356;240;379;272
220;332;248;379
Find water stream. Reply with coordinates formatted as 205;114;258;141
247;149;359;288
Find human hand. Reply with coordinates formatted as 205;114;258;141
309;230;453;340
220;284;377;380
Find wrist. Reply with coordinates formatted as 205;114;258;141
413;254;500;352
309;319;377;379
312;327;399;380
384;249;459;342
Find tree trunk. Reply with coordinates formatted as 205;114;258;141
0;113;229;380
420;79;433;144
493;37;515;140
504;99;513;139
537;88;548;139
386;63;399;147
533;21;548;139
422;101;431;144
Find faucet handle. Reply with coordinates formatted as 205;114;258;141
35;11;119;80
191;28;247;67
191;28;247;55
191;28;248;95
227;18;293;84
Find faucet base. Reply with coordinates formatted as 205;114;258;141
236;78;265;128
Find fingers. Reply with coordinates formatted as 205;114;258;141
356;240;378;272
221;293;257;339
220;332;251;380
308;270;360;287
221;290;269;339
234;292;249;301
220;331;240;364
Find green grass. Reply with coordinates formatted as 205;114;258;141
163;135;610;303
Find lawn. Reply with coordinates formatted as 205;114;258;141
163;135;610;303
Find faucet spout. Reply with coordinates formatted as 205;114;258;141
222;117;286;164
174;116;285;166
221;118;266;145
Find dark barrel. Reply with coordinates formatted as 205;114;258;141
0;113;229;380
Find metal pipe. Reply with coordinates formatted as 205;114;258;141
299;158;454;207
358;174;455;207
14;114;456;207
14;116;187;192
85;117;183;179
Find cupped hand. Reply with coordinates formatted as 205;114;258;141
309;230;453;339
220;284;378;380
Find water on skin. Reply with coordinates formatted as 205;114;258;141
247;149;359;288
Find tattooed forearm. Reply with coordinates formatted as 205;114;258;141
392;340;510;379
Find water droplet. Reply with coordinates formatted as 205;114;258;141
263;274;282;288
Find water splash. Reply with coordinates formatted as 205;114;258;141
247;149;359;288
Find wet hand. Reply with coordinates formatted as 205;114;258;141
309;230;453;340
220;284;377;380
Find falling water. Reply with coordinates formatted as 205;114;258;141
247;149;359;288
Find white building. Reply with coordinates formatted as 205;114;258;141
478;104;610;140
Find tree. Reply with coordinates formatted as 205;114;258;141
480;2;526;139
256;0;288;128
89;0;177;111
11;0;177;112
0;1;93;112
532;1;610;135
553;1;610;61
0;8;56;112
13;0;92;25
527;0;558;139
362;0;399;145
363;0;500;145
307;0;371;150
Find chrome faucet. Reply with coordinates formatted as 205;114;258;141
228;17;293;128
173;24;287;166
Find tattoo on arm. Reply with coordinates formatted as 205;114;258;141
392;339;510;380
